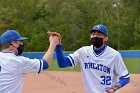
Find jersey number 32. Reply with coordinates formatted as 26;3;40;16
101;76;111;85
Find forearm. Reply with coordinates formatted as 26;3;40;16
116;77;130;88
56;44;72;68
43;42;56;65
106;76;130;93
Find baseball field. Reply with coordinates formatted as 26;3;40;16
23;58;140;93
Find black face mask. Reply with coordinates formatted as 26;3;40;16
17;44;24;55
90;37;103;48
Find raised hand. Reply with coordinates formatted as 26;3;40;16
49;35;59;46
47;31;62;44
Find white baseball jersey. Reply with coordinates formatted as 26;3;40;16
67;45;129;93
0;52;44;93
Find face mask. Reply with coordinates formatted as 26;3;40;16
90;37;103;48
17;44;24;55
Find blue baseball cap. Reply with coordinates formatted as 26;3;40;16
0;30;28;45
90;24;108;36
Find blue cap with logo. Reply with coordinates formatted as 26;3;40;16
0;30;28;45
90;24;108;36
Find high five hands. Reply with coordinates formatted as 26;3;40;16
47;31;62;44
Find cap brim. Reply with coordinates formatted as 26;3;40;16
17;37;28;40
89;29;100;33
89;29;106;35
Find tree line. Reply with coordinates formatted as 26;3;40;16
0;0;140;52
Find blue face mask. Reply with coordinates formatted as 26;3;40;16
90;37;103;48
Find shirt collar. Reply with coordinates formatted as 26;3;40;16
93;44;107;56
1;50;15;54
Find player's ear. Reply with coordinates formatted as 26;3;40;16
104;36;108;42
11;41;16;46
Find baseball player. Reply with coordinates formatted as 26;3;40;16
51;24;130;93
0;30;59;93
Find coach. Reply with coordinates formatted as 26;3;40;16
0;30;59;93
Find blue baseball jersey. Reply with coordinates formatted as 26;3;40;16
0;52;44;93
67;45;129;93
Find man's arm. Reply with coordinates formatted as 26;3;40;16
42;35;59;68
106;74;130;93
117;75;130;87
106;52;130;93
47;31;72;68
56;44;72;68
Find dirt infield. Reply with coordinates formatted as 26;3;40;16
23;71;140;93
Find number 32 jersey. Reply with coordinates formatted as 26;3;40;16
67;45;129;93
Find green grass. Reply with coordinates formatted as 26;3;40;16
123;58;140;74
48;58;140;74
48;59;80;71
